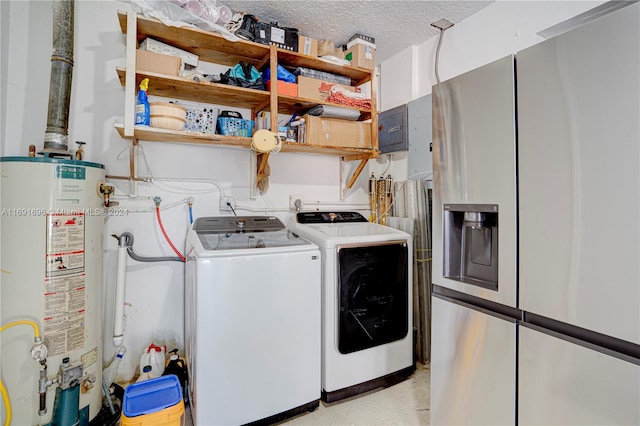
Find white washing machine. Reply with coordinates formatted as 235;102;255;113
290;211;414;402
185;216;321;425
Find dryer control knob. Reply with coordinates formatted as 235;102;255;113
236;218;246;228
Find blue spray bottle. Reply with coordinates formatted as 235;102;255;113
135;78;150;125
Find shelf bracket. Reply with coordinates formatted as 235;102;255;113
129;138;139;197
256;152;270;193
341;157;369;199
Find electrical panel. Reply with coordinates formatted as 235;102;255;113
378;104;408;154
408;94;432;176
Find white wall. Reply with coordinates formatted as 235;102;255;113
2;0;606;383
379;0;606;179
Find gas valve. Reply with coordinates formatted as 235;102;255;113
100;183;115;208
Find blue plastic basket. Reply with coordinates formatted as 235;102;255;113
122;375;182;417
217;117;254;137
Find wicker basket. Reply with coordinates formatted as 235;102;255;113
150;102;187;131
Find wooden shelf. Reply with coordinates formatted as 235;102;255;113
116;67;371;119
276;50;372;86
116;10;379;193
118;11;270;68
117;10;371;84
114;123;376;158
116;67;271;110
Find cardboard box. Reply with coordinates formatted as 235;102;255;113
345;44;375;70
136;49;181;76
266;80;299;97
139;38;199;68
297;76;357;102
297;35;318;57
302;115;371;149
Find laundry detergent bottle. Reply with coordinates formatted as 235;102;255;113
135;77;150;125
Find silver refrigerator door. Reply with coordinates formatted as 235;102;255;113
432;55;517;307
431;296;516;425
519;326;640;425
517;3;640;344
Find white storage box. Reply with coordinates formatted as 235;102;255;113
139;38;199;73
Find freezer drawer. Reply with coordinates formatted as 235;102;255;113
519;325;640;425
517;3;640;344
430;296;516;425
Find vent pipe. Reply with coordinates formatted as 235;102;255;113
42;0;74;156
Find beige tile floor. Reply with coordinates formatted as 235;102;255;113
184;363;430;425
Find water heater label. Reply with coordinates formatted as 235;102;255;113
55;165;86;180
43;213;87;356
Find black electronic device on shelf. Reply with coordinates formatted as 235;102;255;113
254;21;298;51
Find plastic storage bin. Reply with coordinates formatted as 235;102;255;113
184;105;219;134
217;117;254;137
121;375;185;426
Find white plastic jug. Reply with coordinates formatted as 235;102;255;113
137;343;166;382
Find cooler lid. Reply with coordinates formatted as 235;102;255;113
122;375;182;417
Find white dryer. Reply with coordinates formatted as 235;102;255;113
185;216;321;425
290;211;414;402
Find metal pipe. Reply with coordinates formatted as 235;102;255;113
43;0;74;155
38;362;48;416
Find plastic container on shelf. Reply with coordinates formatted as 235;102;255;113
200;0;218;23
217;117;254;137
217;5;233;23
183;0;204;18
184;105;219;134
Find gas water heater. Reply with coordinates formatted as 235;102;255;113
1;157;105;424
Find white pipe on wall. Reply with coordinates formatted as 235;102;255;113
113;243;127;347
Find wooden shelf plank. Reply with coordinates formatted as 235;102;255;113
116;67;372;118
280;141;376;157
116;67;270;110
115;123;252;147
114;123;376;157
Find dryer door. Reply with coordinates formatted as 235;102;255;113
337;241;409;354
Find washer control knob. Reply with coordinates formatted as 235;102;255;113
236;218;246;228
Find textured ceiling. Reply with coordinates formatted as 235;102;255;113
221;1;494;62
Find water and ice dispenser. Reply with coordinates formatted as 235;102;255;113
443;204;499;290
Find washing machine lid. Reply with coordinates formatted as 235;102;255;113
292;212;410;247
194;216;310;250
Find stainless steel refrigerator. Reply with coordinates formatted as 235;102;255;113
431;3;640;425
